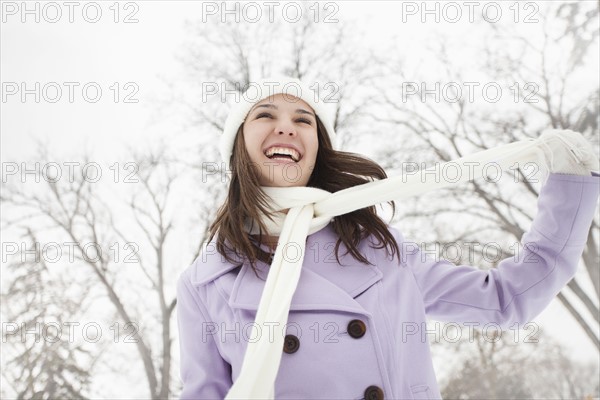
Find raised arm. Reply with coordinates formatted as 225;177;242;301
398;173;599;328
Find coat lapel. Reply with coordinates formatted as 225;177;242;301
227;224;383;315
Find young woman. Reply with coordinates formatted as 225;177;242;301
177;77;599;400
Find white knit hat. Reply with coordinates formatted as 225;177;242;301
219;76;337;164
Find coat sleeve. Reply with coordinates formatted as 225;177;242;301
177;268;233;399
398;173;599;328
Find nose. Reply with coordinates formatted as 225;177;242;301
275;117;297;136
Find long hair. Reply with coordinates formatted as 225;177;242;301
207;116;401;273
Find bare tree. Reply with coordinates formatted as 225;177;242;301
2;230;98;399
375;2;600;350
1;146;186;398
441;329;599;399
174;2;386;156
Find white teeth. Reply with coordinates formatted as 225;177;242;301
264;147;300;162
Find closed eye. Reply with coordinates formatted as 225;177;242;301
256;112;274;119
256;112;313;125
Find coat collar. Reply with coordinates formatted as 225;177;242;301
190;224;383;315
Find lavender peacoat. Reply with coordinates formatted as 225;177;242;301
177;173;599;399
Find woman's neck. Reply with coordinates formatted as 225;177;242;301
250;207;290;252
251;234;279;252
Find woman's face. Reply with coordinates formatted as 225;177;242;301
242;93;319;187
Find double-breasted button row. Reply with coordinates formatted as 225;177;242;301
284;319;367;354
283;321;379;399
348;320;381;399
364;385;384;400
283;334;299;354
348;319;367;339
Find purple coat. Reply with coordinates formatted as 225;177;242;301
177;173;599;399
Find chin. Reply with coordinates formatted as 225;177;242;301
262;180;307;188
259;166;310;187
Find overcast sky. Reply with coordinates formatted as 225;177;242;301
2;1;556;161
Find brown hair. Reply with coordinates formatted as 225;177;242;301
207;116;401;273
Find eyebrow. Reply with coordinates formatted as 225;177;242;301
250;103;315;118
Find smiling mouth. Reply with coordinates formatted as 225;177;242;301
264;147;301;162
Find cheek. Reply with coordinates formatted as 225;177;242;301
242;126;251;147
307;136;319;163
242;128;262;158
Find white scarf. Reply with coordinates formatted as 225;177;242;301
224;135;572;399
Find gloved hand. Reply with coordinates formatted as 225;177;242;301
537;129;599;176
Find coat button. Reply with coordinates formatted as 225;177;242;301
364;385;384;400
347;319;367;339
283;334;300;354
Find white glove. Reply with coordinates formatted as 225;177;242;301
537;129;599;176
